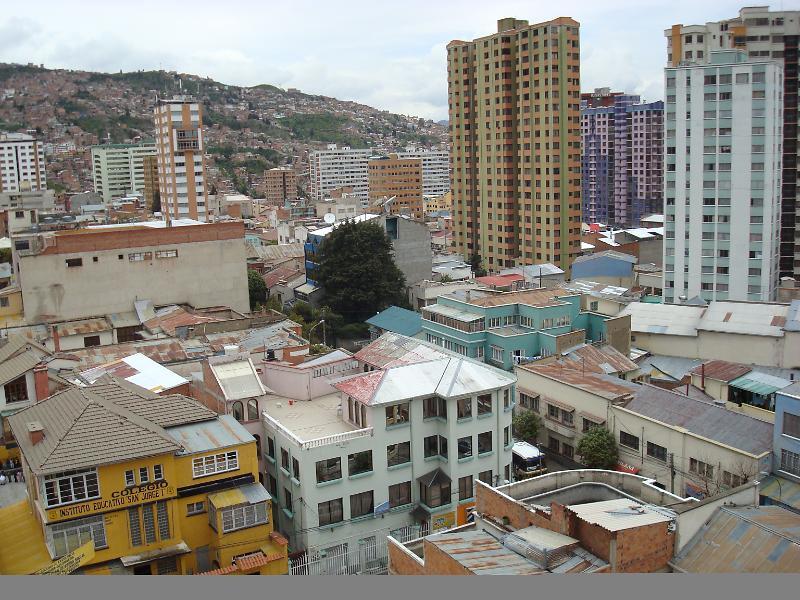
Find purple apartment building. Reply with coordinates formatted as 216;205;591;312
581;88;664;227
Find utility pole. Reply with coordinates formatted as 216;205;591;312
668;452;676;494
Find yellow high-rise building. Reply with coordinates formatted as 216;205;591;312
0;380;287;575
447;17;582;273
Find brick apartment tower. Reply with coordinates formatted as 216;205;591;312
153;96;208;222
447;17;582;273
367;154;424;218
666;6;800;278
264;166;298;204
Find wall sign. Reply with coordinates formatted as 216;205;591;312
48;480;175;521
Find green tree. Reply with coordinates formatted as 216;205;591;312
469;252;487;277
512;411;542;445
576;427;619;470
247;269;267;311
263;295;283;312
316;220;406;323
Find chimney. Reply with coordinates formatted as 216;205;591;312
33;363;49;401
50;324;61;352
27;421;44;445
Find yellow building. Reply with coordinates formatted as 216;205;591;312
0;379;287;575
423;191;452;216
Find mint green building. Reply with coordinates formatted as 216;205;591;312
420;289;613;370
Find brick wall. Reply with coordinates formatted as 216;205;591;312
40;221;244;255
615;522;674;573
387;539;425;575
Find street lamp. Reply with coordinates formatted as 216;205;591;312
308;319;326;347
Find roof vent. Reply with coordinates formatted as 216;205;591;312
27;421;44;445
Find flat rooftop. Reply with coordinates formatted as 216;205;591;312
261;393;359;441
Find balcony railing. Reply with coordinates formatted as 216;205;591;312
262;412;373;450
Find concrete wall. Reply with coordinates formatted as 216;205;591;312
18;223;249;320
774;390;800;481
388;216;432;286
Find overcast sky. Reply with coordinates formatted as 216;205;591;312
3;1;799;120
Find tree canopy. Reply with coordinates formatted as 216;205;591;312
512;411;542;445
576;427;619;470
316;220;407;322
247;269;267;311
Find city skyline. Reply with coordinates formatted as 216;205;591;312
1;0;785;121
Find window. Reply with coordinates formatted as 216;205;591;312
478;431;493;455
491;346;503;362
65;258;83;268
153;464;163;481
477;394;492;415
503;389;510;410
281;448;290;472
187;501;205;515
247;399;258;421
457;397;472;419
316;457;342;483
458;436;472;459
221;502;268;533
318;498;344;526
47;515;107;558
128;507;142;547
387;441;411;467
157;501;170;540
192;451;238;478
142;504;156;544
389;481;412;508
646;442;667;462
504;426;510;447
385;403;409;426
139;467;149;484
83;335;101;348
128;252;152;262
0;298;8;308
518;392;539;412
125;470;135;487
783;412;800;439
478;470;493;485
689;458;714;479
420;477;451;509
350;491;374;518
619;431;639;450
284;488;293;514
780;449;800;476
292;457;300;480
582;418;601;433
348;450;373;476
459;475;474;501
155;249;178;259
424;435;447;459
721;471;744;489
232;401;244;422
423;396;447;420
267;475;277;497
267;437;275;459
43;469;101;508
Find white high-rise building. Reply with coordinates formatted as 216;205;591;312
309;144;371;205
664;50;783;303
0;133;46;193
91;142;157;203
395;148;450;198
154;96;208;222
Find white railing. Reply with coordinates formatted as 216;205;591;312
289;524;427;575
262;412;373;450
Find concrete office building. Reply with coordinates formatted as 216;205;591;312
91;142;158;203
447;17;582;273
581;89;664;227
664;50;783;303
666;6;800;279
14;219;249;322
262;333;515;560
395;148;450;197
0;133;46;193
154;96;208;222
368;154;424;219
264;166;297;204
309;145;371;205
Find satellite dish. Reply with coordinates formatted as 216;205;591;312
323;213;336;225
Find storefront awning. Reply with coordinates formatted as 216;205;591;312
120;541;191;567
729;372;792;396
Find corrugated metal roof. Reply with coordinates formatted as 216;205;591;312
728;371;793;395
0;351;42;386
620;303;705;337
168;414;253;454
623;384;773;456
698;301;790;338
567;498;672;532
64;338;192;368
562;344;639;375
208;482;270;509
760;475;800;512
499;263;564;278
210;358;266;401
521;362;639;401
688;360;752;383
354;332;450;368
421;303;483;322
426;530;546;575
466;288;574;308
672;506;800;572
78;353;188;393
54;317;112;337
572;250;637;264
366;306;423;337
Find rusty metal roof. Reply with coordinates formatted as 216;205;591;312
688;360;752;383
54;317;112;337
466;287;574;308
520;362;640;401
426;530;546;575
144;305;223;336
672;506;800;572
63;338;193;367
562;344;639;375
